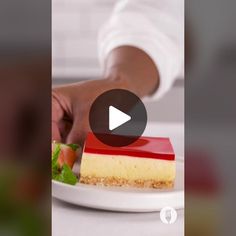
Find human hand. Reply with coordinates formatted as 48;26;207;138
52;78;128;145
52;46;159;146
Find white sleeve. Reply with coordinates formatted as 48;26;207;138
98;0;184;99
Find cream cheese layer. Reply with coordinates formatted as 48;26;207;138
80;153;175;181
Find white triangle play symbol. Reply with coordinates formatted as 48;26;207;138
109;106;131;131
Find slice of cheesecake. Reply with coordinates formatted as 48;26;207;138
79;133;175;189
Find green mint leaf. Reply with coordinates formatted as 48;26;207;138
53;173;63;182
60;164;77;185
52;143;61;180
52;167;60;179
66;143;79;151
52;143;61;170
51;143;77;185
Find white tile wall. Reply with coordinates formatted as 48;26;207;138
52;0;117;79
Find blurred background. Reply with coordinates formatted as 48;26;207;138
0;0;236;235
52;0;184;123
0;0;51;235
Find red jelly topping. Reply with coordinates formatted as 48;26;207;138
84;133;175;161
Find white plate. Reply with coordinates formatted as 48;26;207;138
52;159;184;212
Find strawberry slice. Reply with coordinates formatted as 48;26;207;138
52;142;79;168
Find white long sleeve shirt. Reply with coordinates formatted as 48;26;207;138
98;0;184;99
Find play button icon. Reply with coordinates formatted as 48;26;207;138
89;89;147;147
109;106;131;131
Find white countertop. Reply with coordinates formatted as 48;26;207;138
52;122;184;236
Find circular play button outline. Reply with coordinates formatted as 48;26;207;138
89;89;147;147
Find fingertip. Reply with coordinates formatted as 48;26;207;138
52;121;61;142
66;129;85;146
